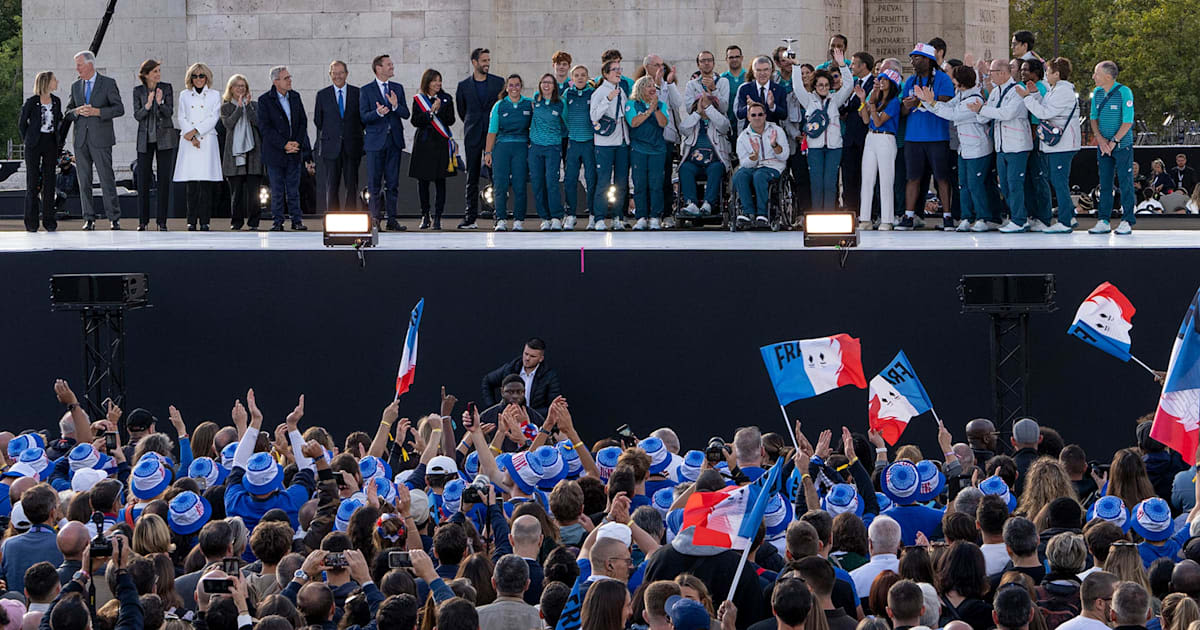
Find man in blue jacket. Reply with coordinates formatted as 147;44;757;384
455;48;504;229
359;54;410;232
224;390;316;531
259;65;312;231
314;60;364;212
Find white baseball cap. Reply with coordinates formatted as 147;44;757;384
428;456;458;476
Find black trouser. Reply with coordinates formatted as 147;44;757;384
228;173;262;228
137;143;174;227
463;141;484;222
789;151;810;213
185;180;213;226
418;178;447;217
841;141;864;210
323;149;361;212
24;132;57;231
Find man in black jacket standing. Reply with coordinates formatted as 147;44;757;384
480;338;561;419
455;48;504;229
314;60;364;212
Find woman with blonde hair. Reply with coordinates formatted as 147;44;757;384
220;73;263;230
133;513;176;556
625;75;670;230
132;59;177;230
173;62;222;231
1016;458;1077;526
674;573;715;616
18;70;63;232
1103;541;1150;591
1163;593;1200;630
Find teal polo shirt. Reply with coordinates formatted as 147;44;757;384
1090;83;1135;148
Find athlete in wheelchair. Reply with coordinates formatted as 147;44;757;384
673;89;731;227
731;101;791;230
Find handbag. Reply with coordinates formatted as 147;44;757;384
804;100;831;139
593;88;622;136
1037;99;1076;147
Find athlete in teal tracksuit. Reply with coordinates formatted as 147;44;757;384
563;66;597;228
626;77;669;229
484;75;532;230
530;74;567;229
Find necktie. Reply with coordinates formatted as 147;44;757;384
337;89;344;117
84;80;92;104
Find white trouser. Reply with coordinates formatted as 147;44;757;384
859;131;897;224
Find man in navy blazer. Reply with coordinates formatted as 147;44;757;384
454;48;504;229
359;54;410;231
259;65;312;230
314;60;364;212
735;55;788;130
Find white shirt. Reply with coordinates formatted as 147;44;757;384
1077;566;1101;581
520;364;538;408
40;102;54;132
1056;615;1111;630
850;553;898;595
980;542;1010;576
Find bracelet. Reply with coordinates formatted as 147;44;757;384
573;441;584;449
66;402;78;411
875;447;888;453
801;474;812;482
489;445;501;454
945;451;956;459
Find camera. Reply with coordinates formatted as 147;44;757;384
781;38;799;62
388;551;412;568
615;424;638;443
221;557;240;576
462;474;491;505
706;437;729;464
104;432;118;451
324;552;347;568
88;512;113;557
201;578;233;594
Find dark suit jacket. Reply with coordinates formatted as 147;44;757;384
18;94;63;148
314;84;364;160
841;74;875;148
359;80;409;152
132;82;178;152
735;79;788;124
258;88;312;168
455;73;504;148
63;73;124;148
480;357;561;418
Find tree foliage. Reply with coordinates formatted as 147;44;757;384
0;0;19;148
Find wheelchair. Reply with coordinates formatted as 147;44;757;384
671;169;730;229
726;166;797;232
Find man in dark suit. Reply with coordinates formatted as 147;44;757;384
360;54;410;232
258;65;312;231
840;51;875;213
454;48;504;229
314;60;363;212
734;55;788;130
480;337;561;419
63;50;125;230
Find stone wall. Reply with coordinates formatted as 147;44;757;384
22;0;1009;173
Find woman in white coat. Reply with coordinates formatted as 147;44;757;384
174;62;222;231
1017;57;1081;232
789;48;853;210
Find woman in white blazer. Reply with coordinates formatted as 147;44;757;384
789;49;854;210
173;62;222;231
1018;57;1081;232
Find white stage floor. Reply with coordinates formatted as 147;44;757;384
1;229;1198;252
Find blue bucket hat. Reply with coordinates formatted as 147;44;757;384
131;454;172;500
359;456;391;484
595;446;622;483
557;442;583;479
638;437;670;475
1132;497;1175;542
7;434;45;460
373;476;398;505
764;492;792;538
822;483;865;517
187;457;228;490
666;507;685;541
532;446;567;490
17;447;54;481
652;487;674;517
167;491;212;535
979;475;1017;512
442;479;465;516
220;442;237;470
674;450;704;484
242;452;284;495
876;492;893;513
335;496;365;532
914;460;946;503
499;451;545;494
881;461;921;505
1087;495;1131;532
67;443;111;474
462;451;480;482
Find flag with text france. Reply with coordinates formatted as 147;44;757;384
760;334;867;406
1151;287;1200;465
1068;282;1136;362
868;351;933;445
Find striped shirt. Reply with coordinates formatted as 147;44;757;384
562;85;596;142
530;96;567;146
1090;83;1134;148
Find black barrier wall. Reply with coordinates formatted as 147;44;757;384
3;247;1199;461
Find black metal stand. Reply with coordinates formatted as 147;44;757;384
79;306;130;421
988;312;1032;429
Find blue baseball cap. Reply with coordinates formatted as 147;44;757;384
242;452;284;495
638;437;670;475
1087;495;1131;532
822;483;865;517
167;491;212;535
674;450;704;484
187;457;228;490
131;454;172;500
666;595;711;630
881;461;921;505
1132;497;1175;542
979;475;1017;512
914;460;946;503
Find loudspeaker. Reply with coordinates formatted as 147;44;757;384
959;274;1055;313
50;273;149;310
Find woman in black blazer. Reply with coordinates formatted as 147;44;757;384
132;59;178;230
409;68;457;230
18;71;63;232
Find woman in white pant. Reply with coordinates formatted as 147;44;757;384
173;62;222;231
856;68;902;230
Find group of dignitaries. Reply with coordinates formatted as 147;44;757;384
19;32;1141;234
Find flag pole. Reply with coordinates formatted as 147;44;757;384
1130;355;1159;378
930;408;944;427
779;404;799;449
726;539;754;602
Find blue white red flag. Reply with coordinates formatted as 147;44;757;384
868;351;934;445
1151;288;1200;465
682;456;786;549
760;334;867;406
395;299;424;397
1068;282;1136;362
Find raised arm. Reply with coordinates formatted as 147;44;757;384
232;389;263;468
54;379;93;444
369;401;400;458
549;397;600;479
464;407;515;494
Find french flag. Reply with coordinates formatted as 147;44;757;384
1151;288;1200;465
760;334;867;406
868;351;933;445
682;456;786;549
395;298;424;398
1068;282;1136;362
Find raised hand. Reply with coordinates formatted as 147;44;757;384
232;399;248;434
867;427;887;450
841;426;856;459
375;101;389;116
381;400;399;428
814;429;833;460
440;386;457;417
145;91;154;110
155;87;164;104
833;47;846;66
106;400;123;427
300;439;325;461
246;388;263;428
365;475;380;508
55;379;78;405
794;420;814;457
387;90;399;110
853;85;866;101
431;96;442;112
286;394;305;430
766;88;775;110
168;405;186;437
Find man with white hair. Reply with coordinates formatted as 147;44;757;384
258;65;312;231
733;427;766;482
849;515;901;596
1109;581;1151;628
642;54;684;226
651;428;684;481
63;50;125;231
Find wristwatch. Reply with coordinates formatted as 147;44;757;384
72;570;89;582
294;569;310;582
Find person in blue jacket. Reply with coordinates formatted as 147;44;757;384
625;76;670;230
224;390;316;531
483;75;532;232
530;74;567;231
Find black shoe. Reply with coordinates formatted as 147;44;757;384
137;224;147;231
187;224;196;231
230;224;243;231
419;215;432;230
479;209;495;220
754;216;770;229
386;220;406;232
157;224;168;231
83;220;95;231
895;215;915;231
46;226;57;232
270;224;285;232
200;224;210;231
111;220;121;230
457;219;478;230
25;228;38;233
433;218;442;230
291;223;308;231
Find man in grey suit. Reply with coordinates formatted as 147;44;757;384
63;50;125;230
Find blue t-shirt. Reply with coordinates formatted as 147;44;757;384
882;503;945;546
869;97;901;135
902;70;954;141
473;79;490;110
487;96;533;143
625;99;668;155
645;477;677;497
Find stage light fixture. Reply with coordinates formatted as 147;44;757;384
803;211;858;247
258;186;270;210
360;187;371;204
480;184;495;215
323;212;378;248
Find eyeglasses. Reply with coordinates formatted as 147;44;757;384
191;74;205;79
748;112;765;118
699;58;715;64
727;55;743;60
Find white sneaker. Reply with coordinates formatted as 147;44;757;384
683;202;699;216
1115;220;1133;235
1088;220;1112;234
539;220;552;231
858;220;873;231
970;219;989;232
649;217;662;230
878;222;893;231
584;216;594;230
550;218;563;231
701;201;712;214
662;217;674;229
1028;218;1048;232
1044;222;1072;233
985;221;1002;231
512;220;524;231
955;219;971;232
563;216;575;230
611;218;625;231
633;218;649;230
1070;217;1079;228
913;214;926;228
999;221;1030;233
594;219;607;231
494;219;507;232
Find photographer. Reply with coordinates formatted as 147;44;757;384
39;532;142;630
